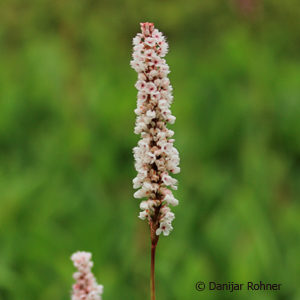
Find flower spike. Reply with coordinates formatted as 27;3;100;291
131;23;180;238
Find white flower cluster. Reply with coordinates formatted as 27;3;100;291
71;251;103;300
131;23;180;236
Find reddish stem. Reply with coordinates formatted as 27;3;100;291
150;213;159;300
150;243;157;300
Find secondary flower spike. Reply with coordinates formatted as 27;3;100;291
131;23;180;238
71;251;103;300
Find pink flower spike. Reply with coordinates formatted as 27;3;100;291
71;251;103;300
131;23;180;238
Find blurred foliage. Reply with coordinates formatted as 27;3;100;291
0;0;300;299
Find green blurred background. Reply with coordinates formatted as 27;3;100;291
0;0;299;299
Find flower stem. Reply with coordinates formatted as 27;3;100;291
151;242;157;300
150;215;159;300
